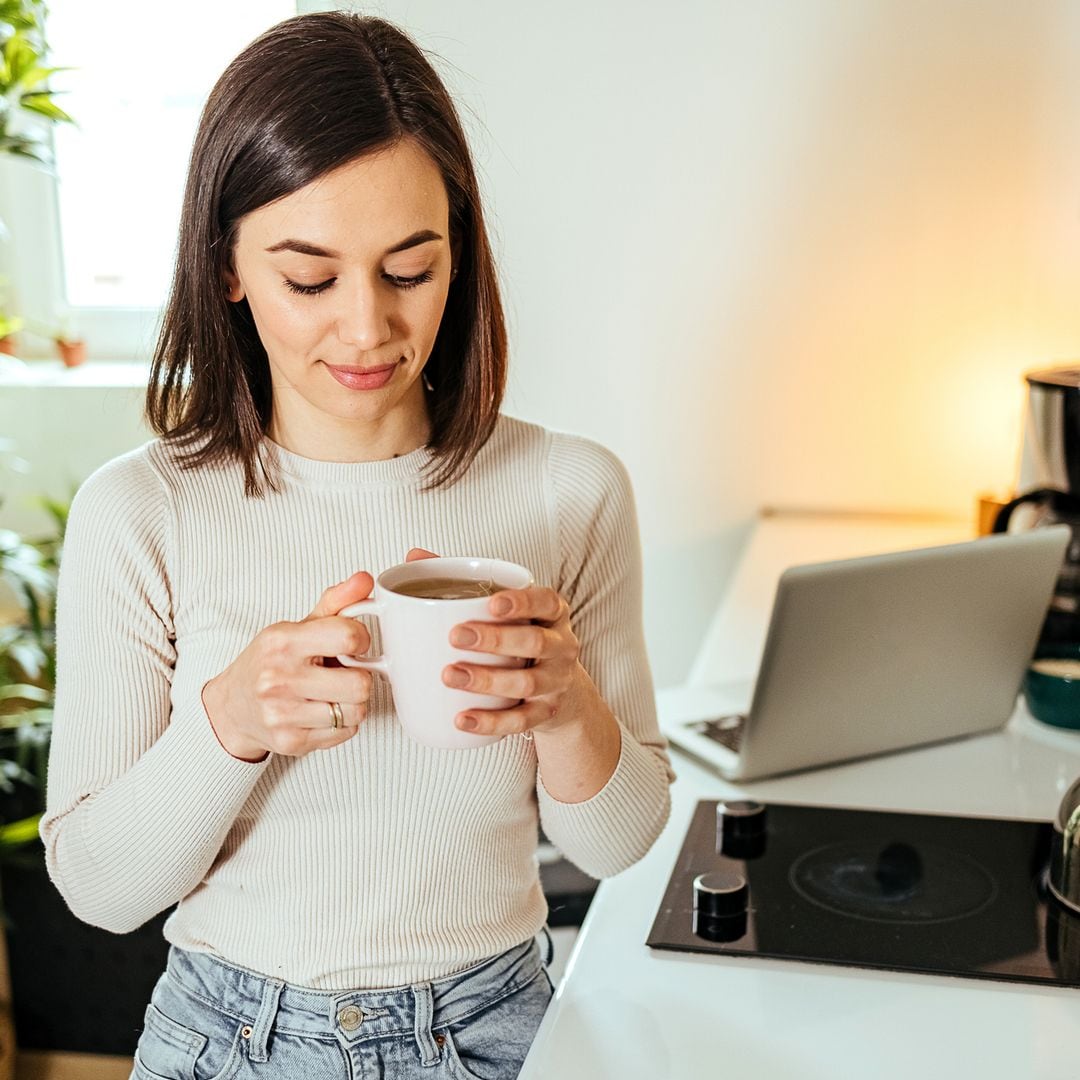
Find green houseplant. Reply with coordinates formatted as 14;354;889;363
0;0;76;355
0;441;65;847
0;451;174;1064
0;0;74;165
0;440;65;1078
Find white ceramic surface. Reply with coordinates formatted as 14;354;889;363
338;556;533;749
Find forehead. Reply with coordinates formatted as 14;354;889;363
239;139;449;252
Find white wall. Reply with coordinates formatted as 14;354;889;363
5;0;1080;686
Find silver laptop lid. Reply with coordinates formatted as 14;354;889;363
732;526;1071;780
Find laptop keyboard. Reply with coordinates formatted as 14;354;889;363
692;713;747;752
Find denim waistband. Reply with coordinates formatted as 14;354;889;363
163;936;543;1062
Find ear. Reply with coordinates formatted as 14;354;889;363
223;267;244;303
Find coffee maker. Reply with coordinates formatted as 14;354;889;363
993;367;1080;648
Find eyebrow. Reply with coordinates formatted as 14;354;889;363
264;229;444;259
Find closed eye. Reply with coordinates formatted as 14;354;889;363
386;270;434;290
284;278;334;296
283;270;435;296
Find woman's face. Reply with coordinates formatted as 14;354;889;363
224;138;453;458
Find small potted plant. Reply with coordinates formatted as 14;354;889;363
50;312;84;367
22;312;87;367
0;315;22;357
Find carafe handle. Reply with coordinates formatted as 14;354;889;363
992;488;1080;533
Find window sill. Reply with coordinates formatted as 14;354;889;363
0;356;151;388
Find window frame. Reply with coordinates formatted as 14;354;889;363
0;0;325;361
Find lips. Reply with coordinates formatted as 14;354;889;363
325;360;399;391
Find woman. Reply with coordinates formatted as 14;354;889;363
40;12;673;1079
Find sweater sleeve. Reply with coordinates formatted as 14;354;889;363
537;433;674;878
39;449;269;933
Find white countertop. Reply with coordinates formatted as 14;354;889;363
520;686;1080;1080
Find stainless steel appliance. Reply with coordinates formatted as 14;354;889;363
994;367;1080;649
648;799;1080;987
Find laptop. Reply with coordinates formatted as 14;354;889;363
661;526;1071;781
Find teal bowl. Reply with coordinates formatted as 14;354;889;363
1023;642;1080;730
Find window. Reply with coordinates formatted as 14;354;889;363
2;1;312;359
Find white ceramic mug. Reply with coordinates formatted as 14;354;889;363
336;556;534;749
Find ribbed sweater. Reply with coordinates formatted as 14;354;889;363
40;414;673;989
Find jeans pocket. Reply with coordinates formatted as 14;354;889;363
438;969;554;1080
439;1028;488;1080
133;1000;244;1080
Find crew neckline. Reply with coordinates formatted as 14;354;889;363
261;437;435;487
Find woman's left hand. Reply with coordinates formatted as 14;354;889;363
405;548;583;737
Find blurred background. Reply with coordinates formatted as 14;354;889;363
4;0;1080;687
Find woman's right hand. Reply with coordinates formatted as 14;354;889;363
201;572;376;761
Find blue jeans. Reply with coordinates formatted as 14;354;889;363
130;935;554;1080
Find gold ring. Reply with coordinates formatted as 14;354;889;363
329;701;344;730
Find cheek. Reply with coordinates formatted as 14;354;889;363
410;290;451;346
249;291;327;351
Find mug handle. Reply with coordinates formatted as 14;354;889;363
335;598;389;675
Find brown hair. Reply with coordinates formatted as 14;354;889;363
145;12;507;494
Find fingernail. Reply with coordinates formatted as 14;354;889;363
458;715;478;731
450;626;479;648
445;665;470;689
492;595;512;616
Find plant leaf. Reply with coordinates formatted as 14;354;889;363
0;814;41;848
0;707;51;729
0;540;51;593
18;95;74;125
6;639;45;681
35;496;70;533
13;63;48;92
0;683;50;704
3;31;37;84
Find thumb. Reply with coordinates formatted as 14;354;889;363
306;571;374;620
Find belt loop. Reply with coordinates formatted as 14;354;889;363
246;975;284;1063
411;983;440;1067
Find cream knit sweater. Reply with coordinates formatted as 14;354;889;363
40;414;673;989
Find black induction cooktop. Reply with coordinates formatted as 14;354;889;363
647;799;1079;988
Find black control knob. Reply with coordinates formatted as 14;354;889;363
693;870;749;919
716;800;767;859
692;870;749;943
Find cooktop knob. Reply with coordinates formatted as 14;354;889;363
693;870;749;919
692;870;749;942
716;799;767;858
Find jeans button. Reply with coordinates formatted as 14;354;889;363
338;1005;364;1031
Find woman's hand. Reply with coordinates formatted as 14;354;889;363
405;548;585;738
201;572;377;761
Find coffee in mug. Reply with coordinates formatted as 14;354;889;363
390;577;502;600
336;556;533;749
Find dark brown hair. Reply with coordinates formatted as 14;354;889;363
145;11;507;494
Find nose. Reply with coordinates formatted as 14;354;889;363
335;277;393;352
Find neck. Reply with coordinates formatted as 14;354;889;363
267;403;432;464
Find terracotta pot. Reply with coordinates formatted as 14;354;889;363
56;339;86;367
0;338;17;357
